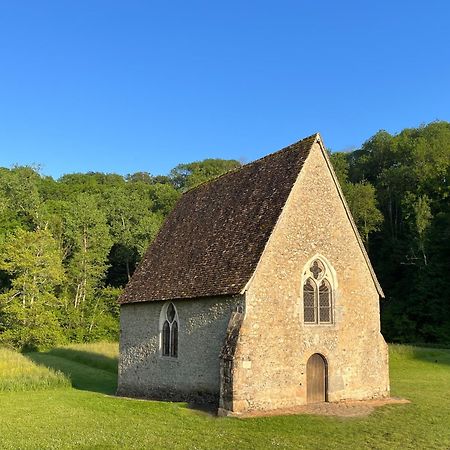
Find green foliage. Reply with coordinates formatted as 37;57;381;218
330;152;383;244
0;166;43;228
0;229;66;350
170;158;241;191
334;121;450;345
65;193;112;307
344;182;383;244
0;304;66;351
0;228;64;305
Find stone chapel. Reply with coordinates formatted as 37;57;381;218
117;133;390;415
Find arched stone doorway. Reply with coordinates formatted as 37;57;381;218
306;353;327;403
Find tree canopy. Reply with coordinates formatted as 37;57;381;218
332;121;450;344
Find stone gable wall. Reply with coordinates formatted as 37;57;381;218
117;295;242;403
229;141;389;413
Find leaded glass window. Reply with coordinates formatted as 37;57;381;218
319;280;331;323
161;303;179;357
304;278;316;323
302;258;334;324
162;321;170;355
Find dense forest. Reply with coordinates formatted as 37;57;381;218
330;121;450;345
0;121;448;350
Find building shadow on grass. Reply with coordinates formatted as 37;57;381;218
46;347;118;374
412;347;450;366
391;344;450;366
26;349;219;414
186;401;218;415
26;350;118;395
116;391;219;416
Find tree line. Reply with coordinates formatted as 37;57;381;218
0;121;448;349
330;121;450;344
0;159;240;349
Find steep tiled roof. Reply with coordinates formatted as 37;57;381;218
120;134;318;304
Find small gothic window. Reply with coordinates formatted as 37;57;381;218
161;303;178;357
302;258;334;324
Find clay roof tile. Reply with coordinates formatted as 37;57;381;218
120;134;318;304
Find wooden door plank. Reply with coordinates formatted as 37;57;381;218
307;353;326;403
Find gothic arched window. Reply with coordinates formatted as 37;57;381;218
161;302;179;357
302;258;334;324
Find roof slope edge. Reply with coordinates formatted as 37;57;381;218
120;134;317;304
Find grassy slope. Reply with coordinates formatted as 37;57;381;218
38;341;118;374
0;347;69;392
0;344;449;449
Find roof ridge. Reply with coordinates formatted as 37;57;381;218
183;133;319;195
245;132;319;167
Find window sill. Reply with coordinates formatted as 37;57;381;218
159;355;179;361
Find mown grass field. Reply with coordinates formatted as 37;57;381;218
0;343;449;449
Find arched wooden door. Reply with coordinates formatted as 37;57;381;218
306;353;327;403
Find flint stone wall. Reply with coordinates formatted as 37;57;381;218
117;295;242;404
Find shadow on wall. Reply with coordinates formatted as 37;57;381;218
25;349;118;395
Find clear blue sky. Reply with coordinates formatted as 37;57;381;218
0;1;448;178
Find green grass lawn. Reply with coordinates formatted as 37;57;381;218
0;343;449;449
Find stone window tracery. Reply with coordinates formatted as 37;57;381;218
161;302;179;357
302;258;334;324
